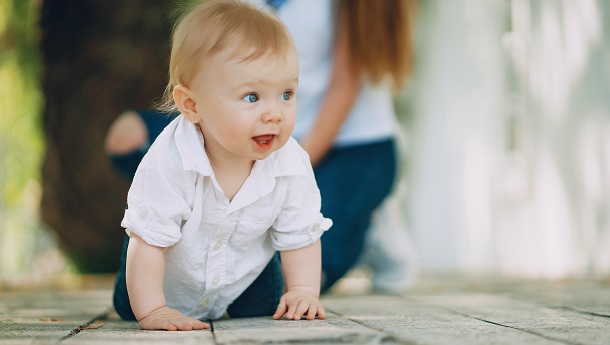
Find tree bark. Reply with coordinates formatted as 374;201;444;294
39;0;173;272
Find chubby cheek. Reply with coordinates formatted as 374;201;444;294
283;111;297;136
211;105;247;135
222;121;251;143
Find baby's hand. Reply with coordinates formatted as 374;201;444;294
272;290;326;320
137;306;209;331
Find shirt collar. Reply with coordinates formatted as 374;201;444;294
174;115;308;179
174;115;214;176
231;140;307;213
254;137;309;178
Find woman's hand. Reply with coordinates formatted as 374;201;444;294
272;290;326;320
138;306;209;331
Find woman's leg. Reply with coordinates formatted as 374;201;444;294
315;139;397;292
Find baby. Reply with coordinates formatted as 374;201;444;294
112;0;331;331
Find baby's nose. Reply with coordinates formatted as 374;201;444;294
263;102;282;123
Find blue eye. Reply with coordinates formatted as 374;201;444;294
242;93;259;103
282;91;292;100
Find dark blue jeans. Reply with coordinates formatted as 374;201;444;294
316;139;397;292
112;235;284;320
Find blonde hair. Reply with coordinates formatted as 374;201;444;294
338;0;415;91
158;0;293;111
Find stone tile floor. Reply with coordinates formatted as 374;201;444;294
1;272;609;344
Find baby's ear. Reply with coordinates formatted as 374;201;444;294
173;85;201;123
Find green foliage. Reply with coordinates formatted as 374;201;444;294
0;0;43;208
0;0;63;284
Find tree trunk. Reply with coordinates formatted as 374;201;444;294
39;0;173;272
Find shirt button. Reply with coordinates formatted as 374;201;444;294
139;210;148;221
199;298;209;307
312;224;320;233
212;276;220;286
214;240;222;250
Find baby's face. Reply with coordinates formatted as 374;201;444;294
190;45;299;164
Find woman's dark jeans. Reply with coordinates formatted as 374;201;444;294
315;139;397;292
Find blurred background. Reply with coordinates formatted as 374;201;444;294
1;0;610;290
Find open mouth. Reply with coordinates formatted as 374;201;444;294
252;134;275;151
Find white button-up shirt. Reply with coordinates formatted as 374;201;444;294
121;115;332;320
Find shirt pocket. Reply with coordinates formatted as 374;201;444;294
230;209;280;249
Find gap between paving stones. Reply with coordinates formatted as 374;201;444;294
424;304;580;345
552;307;610;320
59;308;112;342
324;307;416;345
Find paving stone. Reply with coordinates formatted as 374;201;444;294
413;293;610;345
2;277;610;344
0;317;87;345
59;310;215;345
499;281;610;317
323;295;566;345
212;312;407;345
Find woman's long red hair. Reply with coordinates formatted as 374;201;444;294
337;0;415;91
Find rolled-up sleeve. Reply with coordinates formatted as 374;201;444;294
121;151;195;248
270;161;332;251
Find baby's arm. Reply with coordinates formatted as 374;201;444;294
273;240;326;320
126;233;209;331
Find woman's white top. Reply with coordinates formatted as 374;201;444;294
121;116;332;319
278;0;398;146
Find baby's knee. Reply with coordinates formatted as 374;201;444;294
105;111;148;155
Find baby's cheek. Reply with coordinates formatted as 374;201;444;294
285;112;297;129
225;122;249;139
